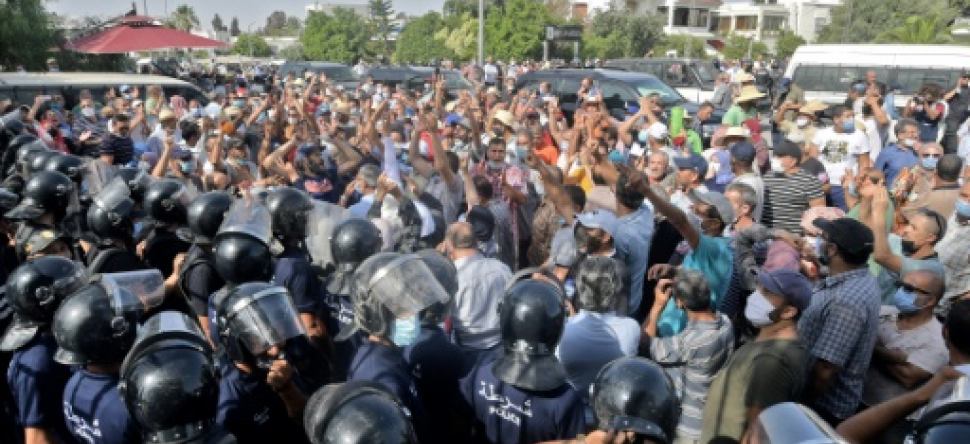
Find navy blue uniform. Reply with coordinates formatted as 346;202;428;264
323;272;362;381
460;351;587;444
404;325;468;442
216;365;310;444
143;226;191;278
272;246;322;315
62;370;140;444
180;245;224;318
6;333;73;443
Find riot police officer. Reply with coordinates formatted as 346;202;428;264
84;178;146;273
44;152;86;184
6;170;77;262
303;381;419;444
1;134;45;191
323;217;383;381
177;191;231;338
588;357;681;444
119;311;236;444
141;178;193;278
2;257;86;444
214;282;312;444
752;402;849;444
54;270;167;444
459;276;586;444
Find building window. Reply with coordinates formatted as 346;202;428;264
717;16;732;31
734;16;759;31
814;17;829;34
672;7;709;27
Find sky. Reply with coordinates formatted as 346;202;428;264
49;0;448;30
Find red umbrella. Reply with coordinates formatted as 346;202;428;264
64;15;228;54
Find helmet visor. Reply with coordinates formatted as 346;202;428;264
93;177;132;214
366;254;449;317
918;376;970;427
101;270;165;315
227;286;306;356
751;402;845;444
83;158;118;197
218;198;273;245
306;200;352;269
121;310;209;377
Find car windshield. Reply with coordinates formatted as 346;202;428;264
320;66;358;82
631;78;686;106
692;63;717;84
441;71;472;88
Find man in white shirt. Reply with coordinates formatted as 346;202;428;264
482;56;499;87
809;104;871;210
346;164;382;218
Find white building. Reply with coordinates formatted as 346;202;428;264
305;1;370;17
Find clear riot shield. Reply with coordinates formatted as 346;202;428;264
82;158;118;198
225;286;306;356
217;197;274;245
305;200;351;269
93;177;133;214
100;269;166;319
363;253;449;317
750;403;849;444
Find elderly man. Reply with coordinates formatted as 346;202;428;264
936;181;970;307
902;153;963;220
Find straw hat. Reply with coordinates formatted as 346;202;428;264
158;108;176;121
735;85;765;103
332;101;351;116
724;126;752;140
799;100;829;114
734;72;755;83
494;109;515;128
225;106;242;118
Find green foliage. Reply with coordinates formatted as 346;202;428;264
302;8;371;64
0;0;54;70
720;34;769;61
279;44;305;61
170;4;200;32
232;33;273;57
230;17;241;37
483;0;552;60
582;8;666;59
652;35;711;59
875;15;954;44
816;0;955;44
394;12;456;64
774;30;806;59
368;0;395;57
435;14;479;60
212;14;227;32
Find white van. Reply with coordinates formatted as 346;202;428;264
783;44;970;109
0;72;208;110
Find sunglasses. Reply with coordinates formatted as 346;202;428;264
922;153;942;158
896;280;933;296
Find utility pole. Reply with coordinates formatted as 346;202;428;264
478;0;484;65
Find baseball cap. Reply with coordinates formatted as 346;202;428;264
673;153;708;178
779;78;792;88
647;122;669;140
576;209;619;236
812;217;874;257
689;189;735;225
626;104;640;114
757;269;813;312
730;141;756;162
773;139;802;159
445;114;462;127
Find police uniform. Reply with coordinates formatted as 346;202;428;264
62;370;141;444
404;325;468;441
143;226;191;278
460;350;586;444
216;365;311;444
84;243;146;274
272;246;323;316
180;245;224;318
7;333;72;442
324;271;363;381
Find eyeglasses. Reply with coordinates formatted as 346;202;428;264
896;280;933;296
921;153;942;158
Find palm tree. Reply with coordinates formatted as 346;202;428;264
169;4;200;32
875;15;954;44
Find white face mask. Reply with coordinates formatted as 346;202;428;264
81;107;95;118
744;290;776;327
287;117;298;126
770;157;786;174
902;138;916;148
795;117;809;128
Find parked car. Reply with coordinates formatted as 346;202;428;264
363;66;472;98
604;58;720;104
0;72;208;111
277;61;360;91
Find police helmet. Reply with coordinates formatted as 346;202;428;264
143;178;191;225
115;167;153;204
1;173;25;198
214;282;306;368
178;191;233;245
44;153;86;183
304;381;418;444
3;134;43;177
119;311;219;444
212;232;274;285
265;187;314;241
414;249;457;326
86;180;136;246
591;357;680;443
911;376;970;444
330;218;383;272
4;170;75;221
27;150;60;179
0;256;86;351
492;275;569;392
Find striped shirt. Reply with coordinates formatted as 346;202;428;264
761;169;825;234
650;313;735;441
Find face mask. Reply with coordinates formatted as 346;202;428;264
515;146;528;160
51;103;62;112
189;107;199;116
391;313;421;347
137;161;151;171
744;290;776;328
452;139;466;151
892;287;924;314
179;160;194;174
956;198;970;218
81;107;95;117
795;117;809;128
488;160;504;169
574;227;603;255
840;120;856;134
267;109;277;121
901;239;918;256
535;181;545;197
847;182;858;197
638;130;648;144
608;149;626;163
922;156;939;170
902;138;916;148
818;242;832;266
770;157;786;174
232;100;246;108
804;236;823;258
394;142;408;156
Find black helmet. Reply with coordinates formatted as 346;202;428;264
27;150;60;179
86;180;135;246
212;232;274;285
304;381;418;444
914;413;970;444
5;170;75;222
414;249;457;326
44;153;86;183
3;134;44;177
215;282;306;368
114;167;153;204
0;257;87;351
911;377;970;444
16;144;49;179
265;187;314;240
0;188;19;211
1;173;25;198
119;311;220;444
330;218;383;272
493;276;568;391
143;178;192;225
52;270;166;365
178;191;233;245
591;357;679;443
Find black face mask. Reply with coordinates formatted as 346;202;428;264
818;242;833;266
574;226;602;255
901;239;918;256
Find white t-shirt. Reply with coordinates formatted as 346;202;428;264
861;117;887;162
482;63;499;83
811;127;869;186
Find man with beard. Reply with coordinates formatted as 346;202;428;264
262;123;360;204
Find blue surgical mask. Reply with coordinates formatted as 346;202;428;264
391;313;421;347
847;182;858;197
840;120;856;133
608;149;626;163
487;160;504;169
922;156;939;170
51;103;62;111
515;146;528;160
957;198;970;218
401;153;410;165
179;160;194;174
232;99;246;108
892;287;923;314
638;130;648;144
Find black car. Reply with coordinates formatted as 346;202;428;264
278;61;360;91
513;69;725;145
363;66;473;96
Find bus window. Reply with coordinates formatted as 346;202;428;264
893;68;959;94
819;66;862;93
793;65;824;91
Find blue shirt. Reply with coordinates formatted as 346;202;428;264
294;168;342;203
217;365;310;444
614;205;655;314
874;143;918;185
459;351;586;444
658;235;734;337
62;370;140;444
272;246;323;314
7;333;72;441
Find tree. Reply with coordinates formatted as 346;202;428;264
284;17;303;33
394;12;456;64
265;11;287;34
211;14;226;32
170;4;200;32
720;34;769;61
774;30;806;59
279;44;305;61
483;0;553;61
652;35;710;59
0;0;55;70
368;0;395;57
875;15;954;44
582;7;666;59
230;17;241;36
232;33;273;57
816;0;954;43
435;14;479;60
302;8;372;63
